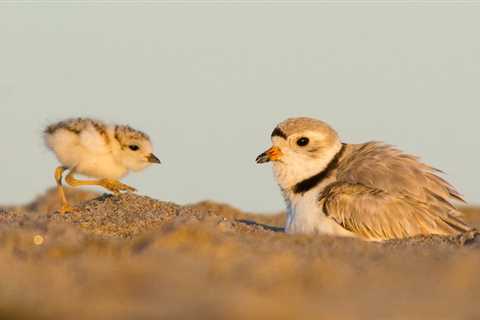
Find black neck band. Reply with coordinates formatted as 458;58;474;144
293;144;346;195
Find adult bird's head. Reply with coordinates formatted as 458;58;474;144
256;117;343;191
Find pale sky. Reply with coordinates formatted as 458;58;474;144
1;3;479;212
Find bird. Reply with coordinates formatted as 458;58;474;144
256;117;475;241
44;118;161;213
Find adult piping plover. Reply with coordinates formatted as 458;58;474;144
45;118;161;213
256;117;474;241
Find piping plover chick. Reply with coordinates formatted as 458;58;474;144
45;118;161;213
256;117;475;241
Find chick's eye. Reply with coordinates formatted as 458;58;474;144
129;145;140;151
296;137;310;147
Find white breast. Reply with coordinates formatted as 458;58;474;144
285;189;356;238
74;153;128;179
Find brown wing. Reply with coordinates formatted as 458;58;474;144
338;142;465;215
321;182;471;241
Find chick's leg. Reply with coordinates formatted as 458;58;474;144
65;168;137;194
97;179;137;194
55;166;73;214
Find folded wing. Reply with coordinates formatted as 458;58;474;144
321;182;471;241
321;142;471;240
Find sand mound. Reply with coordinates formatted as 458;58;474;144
1;189;480;320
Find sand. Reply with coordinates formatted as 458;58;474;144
1;189;480;320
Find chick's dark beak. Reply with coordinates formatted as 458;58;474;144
147;153;161;164
256;147;283;164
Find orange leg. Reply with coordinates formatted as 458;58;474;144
55;166;73;214
65;168;137;194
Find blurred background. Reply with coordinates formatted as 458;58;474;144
0;3;479;212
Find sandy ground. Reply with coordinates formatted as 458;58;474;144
1;189;480;320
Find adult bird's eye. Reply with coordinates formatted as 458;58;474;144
129;145;140;151
296;137;310;147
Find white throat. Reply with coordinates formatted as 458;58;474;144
272;142;355;237
272;141;343;192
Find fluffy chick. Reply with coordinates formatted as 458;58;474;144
45;118;160;213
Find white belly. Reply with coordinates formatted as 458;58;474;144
75;153;128;179
285;191;356;238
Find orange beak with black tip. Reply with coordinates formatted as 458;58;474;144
256;146;283;164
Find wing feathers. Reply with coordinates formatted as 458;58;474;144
321;182;471;241
338;142;465;207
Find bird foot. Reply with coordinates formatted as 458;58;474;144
58;203;74;214
100;179;137;194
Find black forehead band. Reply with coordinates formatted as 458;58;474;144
271;127;287;139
